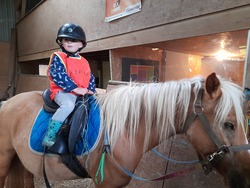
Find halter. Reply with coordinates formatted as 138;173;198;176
183;82;250;175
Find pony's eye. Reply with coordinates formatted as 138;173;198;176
224;122;234;130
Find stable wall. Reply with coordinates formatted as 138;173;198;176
110;48;245;86
0;43;11;99
111;46;164;81
165;51;244;85
15;75;49;94
16;0;250;62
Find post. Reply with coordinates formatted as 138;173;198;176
243;30;250;89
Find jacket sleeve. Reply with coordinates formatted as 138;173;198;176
87;73;96;93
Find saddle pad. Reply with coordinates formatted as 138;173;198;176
29;96;102;156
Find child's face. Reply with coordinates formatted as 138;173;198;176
61;38;83;53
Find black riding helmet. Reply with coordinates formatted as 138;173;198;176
56;23;87;52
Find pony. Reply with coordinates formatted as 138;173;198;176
0;72;249;188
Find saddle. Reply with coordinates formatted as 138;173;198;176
42;89;90;180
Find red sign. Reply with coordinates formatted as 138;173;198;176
105;0;141;22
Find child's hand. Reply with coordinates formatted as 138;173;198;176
73;87;88;96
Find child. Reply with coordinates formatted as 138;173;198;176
42;23;96;147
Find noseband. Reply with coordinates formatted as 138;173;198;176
183;82;250;175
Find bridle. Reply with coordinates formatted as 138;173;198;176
183;82;250;175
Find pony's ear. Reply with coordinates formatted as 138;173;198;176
205;72;221;99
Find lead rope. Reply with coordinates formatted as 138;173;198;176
151;148;199;164
95;130;197;184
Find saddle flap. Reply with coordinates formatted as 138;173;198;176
68;101;88;154
42;89;59;113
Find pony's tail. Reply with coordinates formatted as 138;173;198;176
5;155;34;188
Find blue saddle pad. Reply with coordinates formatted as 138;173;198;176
29;96;102;156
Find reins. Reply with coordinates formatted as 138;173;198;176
151;148;199;165
95;131;198;184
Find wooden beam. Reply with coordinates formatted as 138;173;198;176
20;0;26;18
17;5;250;62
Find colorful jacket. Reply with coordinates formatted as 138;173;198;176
47;51;96;99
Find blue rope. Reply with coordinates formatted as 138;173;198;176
108;150;197;182
112;158;151;181
103;131;151;181
151;148;199;164
102;130;198;182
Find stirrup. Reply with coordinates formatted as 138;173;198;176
47;125;69;155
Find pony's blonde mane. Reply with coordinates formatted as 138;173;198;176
97;76;244;152
214;78;244;128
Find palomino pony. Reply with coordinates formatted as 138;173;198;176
0;72;249;188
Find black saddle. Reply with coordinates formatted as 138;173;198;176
41;89;90;181
42;89;86;114
42;89;59;113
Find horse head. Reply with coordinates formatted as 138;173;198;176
186;73;250;187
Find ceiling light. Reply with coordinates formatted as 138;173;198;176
214;49;236;61
152;48;159;51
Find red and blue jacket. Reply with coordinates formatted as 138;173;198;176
47;51;96;99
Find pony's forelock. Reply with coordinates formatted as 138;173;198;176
215;77;244;128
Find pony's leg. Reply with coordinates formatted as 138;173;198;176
0;150;15;188
0;128;17;187
5;155;34;188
